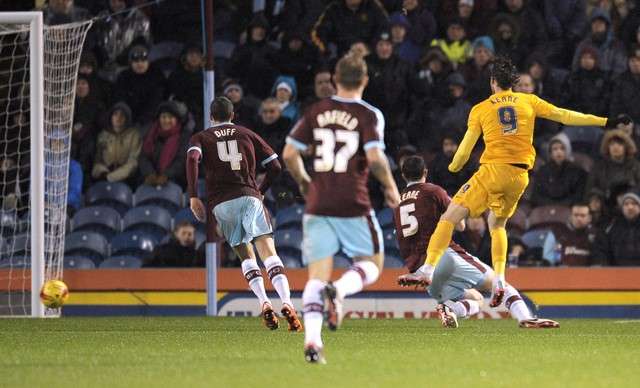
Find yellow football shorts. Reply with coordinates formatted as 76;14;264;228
452;163;529;218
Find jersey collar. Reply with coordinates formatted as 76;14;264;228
406;180;424;187
211;121;234;128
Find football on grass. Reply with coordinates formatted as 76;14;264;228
40;280;69;308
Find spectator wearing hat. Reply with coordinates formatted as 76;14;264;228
95;0;151;67
271;75;299;123
531;133;587;207
138;101;190;188
78;51;113;104
609;47;640;124
42;0;90;25
167;44;204;126
489;13;527;68
430;18;471;68
412;47;453;106
255;98;292;153
227;14;278;99
498;0;547;53
593;191;640;266
273;31;318;99
389;11;421;64
459;36;494;104
364;30;413;149
442;0;489;39
565;45;610;117
92;102;141;186
301;67;336;113
572;8;628;77
311;0;389;57
543;202;599;266
223;79;259;130
113;44;166;125
437;72;472;135
542;0;587;67
587;129;640;201
429;134;475;196
399;0;437;52
72;74;105;185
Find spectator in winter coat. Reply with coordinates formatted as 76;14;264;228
138;101;190;188
311;0;389;57
428;134;475;196
402;0;438;47
531;133;588;207
489;13;527;68
113;45;166;125
92;102;142;185
364;31;413;148
543;202;599;266
271;75;300;123
78;51;112;104
144;221;203;267
587;129;640;200
459;36;494;104
514;72;535;94
543;0;587;67
389;11;421;65
498;0;547;53
436;0;496;38
72;74;104;186
566;46;611;117
609;48;640;124
42;0;90;25
524;53;568;105
412;47;453;105
67;158;83;216
572;9;628;77
273;31;318;99
301;67;336;113
255;98;292;153
587;188;611;230
223;79;259;130
227;14;278;99
431;18;471;68
593;192;640;266
167;44;204;126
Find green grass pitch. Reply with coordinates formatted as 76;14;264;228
2;317;640;388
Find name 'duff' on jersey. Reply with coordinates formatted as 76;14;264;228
316;110;359;130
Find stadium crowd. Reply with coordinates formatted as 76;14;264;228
2;0;640;268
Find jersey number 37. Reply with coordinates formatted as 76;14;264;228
313;128;359;173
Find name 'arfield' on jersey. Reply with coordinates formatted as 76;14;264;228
316;109;358;130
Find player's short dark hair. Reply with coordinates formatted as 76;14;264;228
401;155;427;181
210;96;234;122
335;53;367;90
490;56;520;90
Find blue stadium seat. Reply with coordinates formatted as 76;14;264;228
280;251;303;268
110;231;156;257
72;206;121;239
382;227;399;252
0;256;30;268
522;229;552;249
64;231;109;264
376;207;394;229
99;256;143;269
561;126;603;154
507;209;528;237
64;256;96;269
85;181;133;215
0;211;18;237
274;228;303;252
275;204;304;230
334;252;352;268
134;182;183;213
123;206;173;241
384;252;405;268
173;208;205;232
9;233;30;256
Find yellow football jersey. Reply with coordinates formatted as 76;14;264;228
449;90;607;171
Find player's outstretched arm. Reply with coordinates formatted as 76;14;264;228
366;148;400;208
533;95;631;128
283;143;311;196
448;126;481;173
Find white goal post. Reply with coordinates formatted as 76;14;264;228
0;12;91;317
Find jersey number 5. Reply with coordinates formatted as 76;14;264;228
498;106;518;135
313;129;359;173
217;140;243;170
400;203;418;238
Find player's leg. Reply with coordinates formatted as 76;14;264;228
253;234;301;332
487;211;509;307
443;288;483;321
301;215;340;363
327;212;384;330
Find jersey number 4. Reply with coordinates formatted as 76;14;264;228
313;129;359;173
498;106;518;135
217;140;243;170
400;203;418;238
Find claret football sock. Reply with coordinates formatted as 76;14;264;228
334;260;380;298
303;279;326;347
503;285;532;321
490;227;508;281
263;256;292;307
444;299;480;319
241;259;270;307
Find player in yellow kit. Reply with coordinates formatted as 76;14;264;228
399;56;631;306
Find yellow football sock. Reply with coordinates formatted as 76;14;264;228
490;227;508;281
425;220;455;267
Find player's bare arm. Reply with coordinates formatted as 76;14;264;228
365;147;400;208
186;145;206;222
283;143;311;196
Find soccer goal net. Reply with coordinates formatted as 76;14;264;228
0;13;91;317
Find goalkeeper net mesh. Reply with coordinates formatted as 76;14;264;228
0;19;92;316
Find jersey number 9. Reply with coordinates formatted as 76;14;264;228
498;106;518;135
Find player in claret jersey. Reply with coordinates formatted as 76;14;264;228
283;53;400;364
395;156;559;329
186;97;302;332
